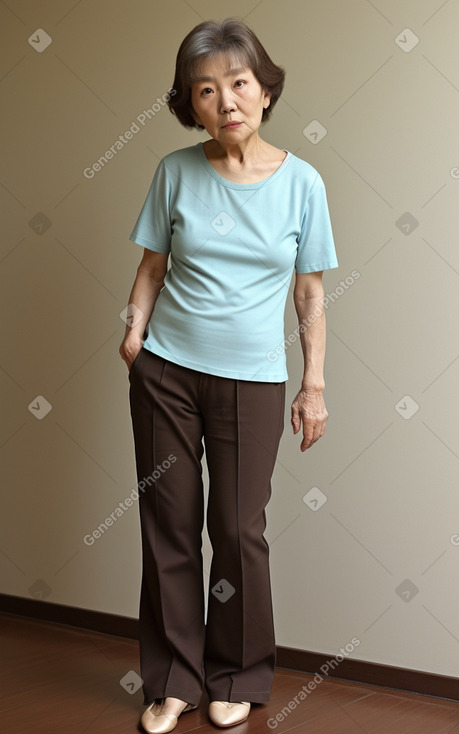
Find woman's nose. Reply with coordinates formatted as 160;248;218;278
219;91;237;114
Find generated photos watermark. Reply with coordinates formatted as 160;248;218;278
83;454;176;546
267;270;361;363
83;88;176;179
267;637;361;729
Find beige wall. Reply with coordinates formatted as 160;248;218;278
2;0;459;679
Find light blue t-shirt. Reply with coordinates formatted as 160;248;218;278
129;142;338;382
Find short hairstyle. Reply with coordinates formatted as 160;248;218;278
168;18;285;130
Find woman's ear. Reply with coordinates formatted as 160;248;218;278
263;89;272;109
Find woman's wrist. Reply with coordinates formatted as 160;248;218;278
301;380;325;392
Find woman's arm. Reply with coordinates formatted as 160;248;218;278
119;248;169;370
291;270;328;452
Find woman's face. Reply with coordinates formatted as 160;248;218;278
190;52;271;144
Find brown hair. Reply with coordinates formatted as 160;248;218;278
168;18;285;130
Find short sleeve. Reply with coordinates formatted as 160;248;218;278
129;159;172;253
295;172;338;273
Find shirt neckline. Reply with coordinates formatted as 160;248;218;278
197;142;291;190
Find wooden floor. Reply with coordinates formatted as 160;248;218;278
1;613;459;734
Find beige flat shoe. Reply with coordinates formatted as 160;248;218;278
208;701;251;727
140;699;198;734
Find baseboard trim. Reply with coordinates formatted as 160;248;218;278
0;592;139;639
275;646;459;702
1;593;457;702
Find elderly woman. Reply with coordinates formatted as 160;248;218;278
120;17;338;733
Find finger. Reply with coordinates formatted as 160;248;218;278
301;416;325;451
300;420;315;451
291;402;301;434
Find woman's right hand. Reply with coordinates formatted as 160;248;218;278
119;249;168;371
119;334;144;371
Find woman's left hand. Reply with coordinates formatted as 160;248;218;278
291;387;328;452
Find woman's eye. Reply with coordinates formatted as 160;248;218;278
234;80;245;88
201;87;213;96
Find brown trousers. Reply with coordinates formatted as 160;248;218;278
128;348;285;706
